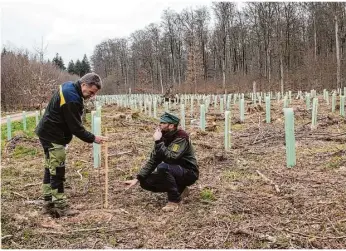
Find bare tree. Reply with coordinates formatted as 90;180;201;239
213;2;233;90
334;3;342;89
162;9;178;87
33;36;48;63
88;2;346;94
1;48;77;111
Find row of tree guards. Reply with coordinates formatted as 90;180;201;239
94;87;345;168
4;87;346;167
6;111;41;140
3;88;345;208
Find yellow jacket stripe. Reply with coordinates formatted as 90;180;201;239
59;85;66;106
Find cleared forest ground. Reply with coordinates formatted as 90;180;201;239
1;95;346;248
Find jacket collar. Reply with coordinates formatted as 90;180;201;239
162;129;178;146
73;80;84;99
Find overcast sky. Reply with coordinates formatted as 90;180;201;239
0;0;242;65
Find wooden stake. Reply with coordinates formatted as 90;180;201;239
104;129;109;209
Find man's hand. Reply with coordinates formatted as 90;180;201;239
153;128;162;141
124;179;139;189
94;136;109;144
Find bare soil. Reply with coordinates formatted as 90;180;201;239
1;96;346;249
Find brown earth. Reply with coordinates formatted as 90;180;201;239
1;95;346;248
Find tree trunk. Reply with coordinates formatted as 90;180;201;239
177;58;181;89
267;38;271;86
193;43;197;93
280;50;284;94
222;40;226;90
159;60;164;94
177;41;182;88
170;37;176;85
314;15;317;61
335;13;341;89
222;60;226;90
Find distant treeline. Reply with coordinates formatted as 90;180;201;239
90;2;346;94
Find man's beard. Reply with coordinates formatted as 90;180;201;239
161;128;176;136
161;129;170;135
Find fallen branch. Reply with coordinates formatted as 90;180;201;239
256;170;280;193
252;115;263;144
195;142;213;149
1;235;13;240
327;217;341;235
12;191;28;199
283;228;346;240
250;134;283;145
10;240;22;249
77;169;83;180
108;150;133;157
40;226;138;235
76;159;89;163
270;225;346;240
234;228;276;242
92;240;100;249
23;182;41;188
76;166;89;180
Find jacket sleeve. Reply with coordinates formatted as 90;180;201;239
137;147;163;180
62;102;95;143
155;137;189;161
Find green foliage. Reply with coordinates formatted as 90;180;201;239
1;48;7;56
52;53;66;70
231;123;244;131
108;236;118;247
200;188;216;201
86;113;91;123
67;60;75;74
81;54;91;76
1;166;21;177
1;140;5;152
223;169;259;182
326;156;345;169
13;145;37;158
72;55;91;77
75;59;82;76
1;116;37;141
81;170;89;178
23;228;34;240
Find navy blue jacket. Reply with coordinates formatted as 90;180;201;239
35;81;95;145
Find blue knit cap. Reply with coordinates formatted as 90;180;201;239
160;112;180;125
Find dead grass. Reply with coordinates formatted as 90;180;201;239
1;95;346;248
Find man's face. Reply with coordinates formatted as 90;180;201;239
81;83;99;99
159;122;175;132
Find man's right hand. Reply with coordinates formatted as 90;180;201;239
153;128;162;141
94;136;109;144
124;179;139;189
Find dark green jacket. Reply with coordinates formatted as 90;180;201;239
137;129;199;180
35;81;95;145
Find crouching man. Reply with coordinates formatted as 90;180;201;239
125;112;199;212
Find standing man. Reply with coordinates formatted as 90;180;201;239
125;112;199;212
35;73;107;217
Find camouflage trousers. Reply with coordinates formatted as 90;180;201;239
39;138;67;209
